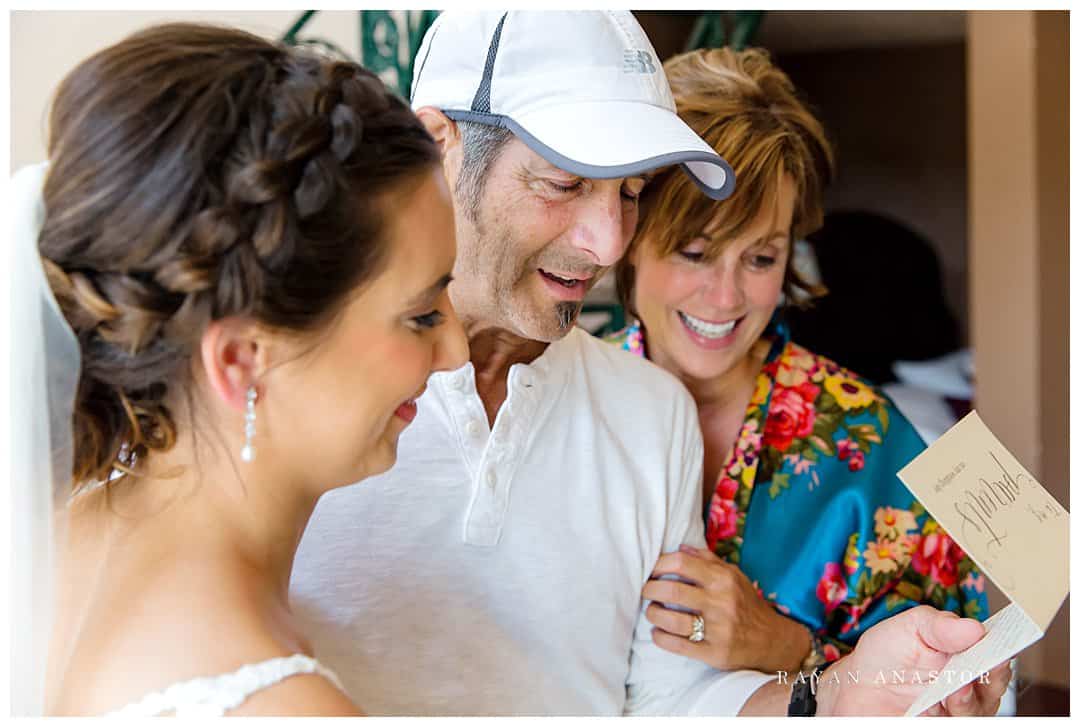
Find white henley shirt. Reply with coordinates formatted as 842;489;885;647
290;326;773;715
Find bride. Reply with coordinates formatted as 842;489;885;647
12;22;466;716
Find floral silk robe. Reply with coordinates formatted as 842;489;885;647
606;320;987;660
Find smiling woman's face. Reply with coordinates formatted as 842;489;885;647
630;174;794;385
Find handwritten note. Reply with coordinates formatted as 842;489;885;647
896;411;1069;715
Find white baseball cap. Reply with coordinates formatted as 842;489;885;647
410;10;735;200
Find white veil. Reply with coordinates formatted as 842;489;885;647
9;162;80;716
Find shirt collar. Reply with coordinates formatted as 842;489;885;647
432;325;581;395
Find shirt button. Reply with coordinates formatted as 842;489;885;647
518;370;535;388
485;468;498;490
449;372;467;391
466;420;484;438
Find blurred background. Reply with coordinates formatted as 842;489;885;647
10;9;1069;715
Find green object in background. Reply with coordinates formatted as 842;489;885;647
685;11;765;51
281;10;317;45
281;10;440;98
361;10;440;98
581;303;627;338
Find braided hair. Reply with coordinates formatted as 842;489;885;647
38;23;440;486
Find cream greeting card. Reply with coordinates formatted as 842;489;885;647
896;411;1068;716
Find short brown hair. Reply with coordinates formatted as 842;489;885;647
39;23;440;486
616;47;834;315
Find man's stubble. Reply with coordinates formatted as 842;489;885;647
456;205;591;342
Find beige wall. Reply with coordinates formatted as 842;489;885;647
11;11;361;171
968;10;1069;689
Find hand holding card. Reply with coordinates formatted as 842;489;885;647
896;411;1069;716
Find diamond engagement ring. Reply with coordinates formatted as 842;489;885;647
689;614;706;642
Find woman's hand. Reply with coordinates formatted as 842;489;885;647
642;544;812;673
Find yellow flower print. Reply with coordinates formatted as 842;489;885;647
873;506;918;539
750;375;770;406
741;465;755;488
824;375;877;410
863;539;902;575
843;532;861;574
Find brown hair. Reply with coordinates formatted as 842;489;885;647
616;47;834;315
38;23;440;486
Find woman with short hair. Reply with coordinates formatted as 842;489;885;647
608;47;987;675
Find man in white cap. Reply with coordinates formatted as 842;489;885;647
291;11;1007;716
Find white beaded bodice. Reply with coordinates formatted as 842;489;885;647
104;654;344;717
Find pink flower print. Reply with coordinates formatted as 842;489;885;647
742;420;763;451
816;562;849;615
837;438;866;471
763;387;817;453
716;476;739;501
707;495;738;546
836;438;857;461
785;453;813;476
912;532;962;588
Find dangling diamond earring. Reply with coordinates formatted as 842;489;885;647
241;385;257;462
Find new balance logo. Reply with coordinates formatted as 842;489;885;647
622;50;657;74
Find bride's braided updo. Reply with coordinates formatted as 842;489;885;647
38;23;440;486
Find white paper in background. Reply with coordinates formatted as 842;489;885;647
895;411;1069;716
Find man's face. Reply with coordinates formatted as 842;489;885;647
448;135;647;343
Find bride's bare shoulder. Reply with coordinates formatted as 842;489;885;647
50;585;320;715
49;515;314;714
